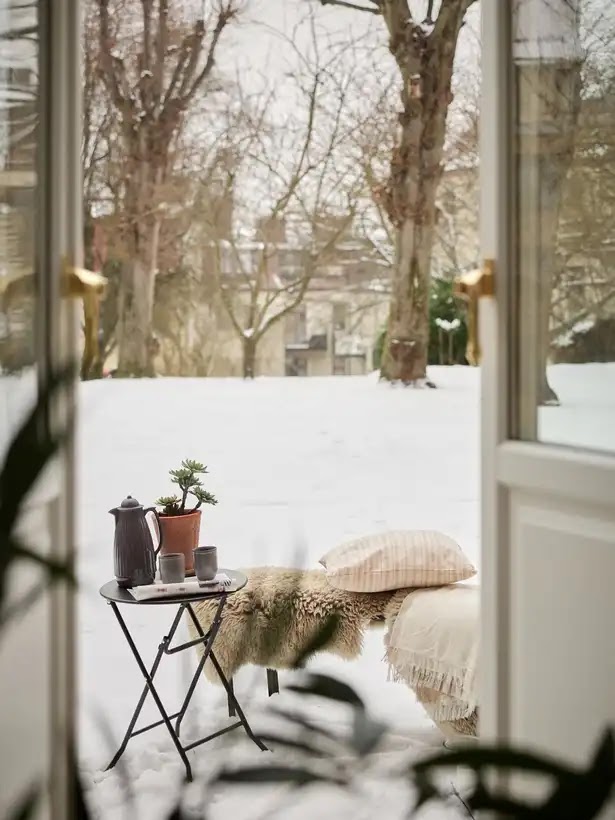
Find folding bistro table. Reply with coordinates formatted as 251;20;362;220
99;569;266;781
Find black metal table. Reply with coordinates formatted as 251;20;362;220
99;570;267;782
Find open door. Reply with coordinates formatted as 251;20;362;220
480;0;615;763
0;0;82;816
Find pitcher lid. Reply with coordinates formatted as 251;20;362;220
120;495;141;509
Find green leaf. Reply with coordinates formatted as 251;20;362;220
182;459;207;474
287;673;365;711
156;495;180;507
292;615;340;669
170;468;192;488
192;487;218;506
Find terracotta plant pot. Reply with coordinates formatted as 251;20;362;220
159;510;201;573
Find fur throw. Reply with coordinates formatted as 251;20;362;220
188;566;410;682
188;566;478;739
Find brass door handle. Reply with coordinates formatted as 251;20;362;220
62;260;107;298
0;261;107;306
454;259;495;366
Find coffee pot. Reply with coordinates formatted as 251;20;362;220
109;495;162;588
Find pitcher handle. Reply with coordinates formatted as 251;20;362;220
145;507;163;555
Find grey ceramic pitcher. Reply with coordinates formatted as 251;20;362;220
109;495;163;588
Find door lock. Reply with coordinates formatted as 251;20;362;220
454;259;496;366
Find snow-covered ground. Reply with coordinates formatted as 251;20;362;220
74;361;615;818
77;366;480;819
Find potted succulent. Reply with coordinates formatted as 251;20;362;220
156;459;218;573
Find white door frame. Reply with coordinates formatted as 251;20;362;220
480;0;615;758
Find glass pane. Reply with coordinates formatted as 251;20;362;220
513;0;615;453
0;0;38;456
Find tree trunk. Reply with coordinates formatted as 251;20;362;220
379;10;466;385
116;163;162;377
381;184;438;383
517;61;581;407
242;336;257;379
537;66;581;405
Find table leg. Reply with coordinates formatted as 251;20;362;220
105;601;194;782
185;604;268;752
175;597;226;737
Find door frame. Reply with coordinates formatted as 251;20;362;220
479;0;514;743
39;0;81;814
480;0;615;747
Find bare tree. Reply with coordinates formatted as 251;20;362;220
318;0;477;385
200;22;364;378
94;0;241;376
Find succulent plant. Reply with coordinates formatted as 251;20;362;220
156;459;218;515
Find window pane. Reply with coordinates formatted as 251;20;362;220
513;0;615;453
0;0;38;457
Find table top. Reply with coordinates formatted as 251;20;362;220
99;569;247;605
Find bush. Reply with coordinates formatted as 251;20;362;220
373;277;468;369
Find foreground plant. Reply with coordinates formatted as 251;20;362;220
212;666;615;819
0;366;76;630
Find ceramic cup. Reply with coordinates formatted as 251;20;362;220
159;552;185;584
193;545;218;582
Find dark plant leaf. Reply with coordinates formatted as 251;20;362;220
73;763;93;820
412;772;441;813
0;364;75;535
6;786;39;820
0;366;76;626
464;788;534;817
537;729;615;820
269;705;343;746
166;807;196;820
292;615;340;669
287;672;365;711
413;744;578;780
216;764;346;787
351;711;387;756
255;732;333;759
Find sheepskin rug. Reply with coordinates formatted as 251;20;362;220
188;566;409;681
188;567;478;739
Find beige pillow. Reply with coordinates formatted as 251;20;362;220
319;530;476;592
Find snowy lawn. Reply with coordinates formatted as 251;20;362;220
70;361;615;817
78;367;481;819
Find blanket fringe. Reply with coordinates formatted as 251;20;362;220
384;647;476;722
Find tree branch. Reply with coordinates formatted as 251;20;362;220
183;4;240;104
319;0;381;15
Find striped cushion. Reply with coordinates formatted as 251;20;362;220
319;530;476;592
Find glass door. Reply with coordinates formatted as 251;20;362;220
480;0;615;763
0;0;82;815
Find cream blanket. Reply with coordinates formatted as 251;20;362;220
385;584;479;722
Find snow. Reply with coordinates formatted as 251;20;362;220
435;318;461;333
78;366;480;819
539;363;615;452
